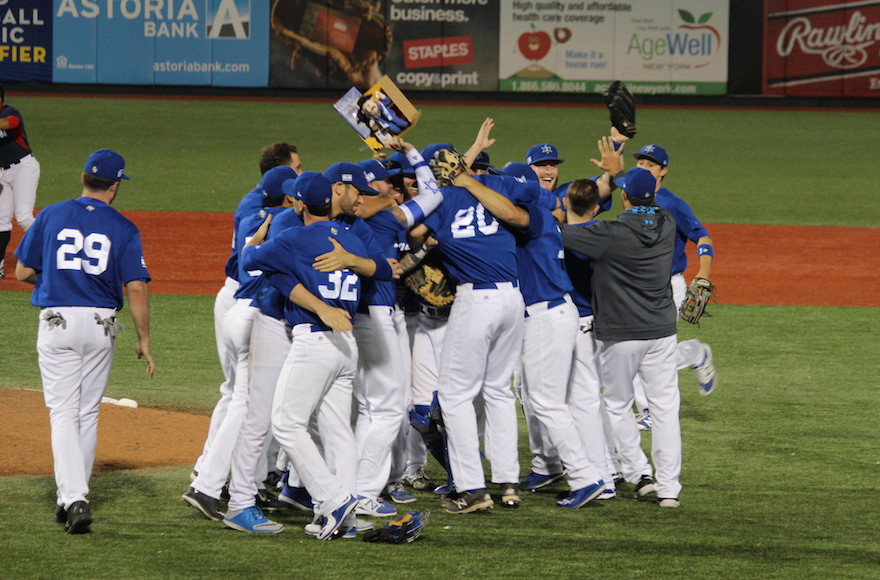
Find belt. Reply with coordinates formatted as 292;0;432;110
1;154;33;170
524;296;569;318
285;322;329;339
471;280;518;290
420;304;450;318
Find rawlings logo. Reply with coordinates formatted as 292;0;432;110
776;10;880;69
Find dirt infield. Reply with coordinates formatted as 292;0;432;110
1;211;877;477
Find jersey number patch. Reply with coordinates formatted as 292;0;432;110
319;270;358;302
451;204;498;239
56;228;111;275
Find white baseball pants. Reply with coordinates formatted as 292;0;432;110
37;306;116;509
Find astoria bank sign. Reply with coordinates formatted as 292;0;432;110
764;1;880;97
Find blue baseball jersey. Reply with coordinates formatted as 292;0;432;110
514;203;573;306
234;207;292;303
654;186;710;275
224;186;264;280
15;197;150;310
361;209;406;309
564;220;599;317
422;185;518;285
241;221;367;330
334;213;396;281
252;207;306;320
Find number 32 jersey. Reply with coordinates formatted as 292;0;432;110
15;197;150;310
241;221;368;331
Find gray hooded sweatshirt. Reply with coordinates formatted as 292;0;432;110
559;206;677;342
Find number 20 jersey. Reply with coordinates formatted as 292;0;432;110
15;197;150;310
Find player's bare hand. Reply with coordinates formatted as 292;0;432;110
473;117;496;152
316;304;353;332
610;126;631;143
590;136;624;175
425;235;438;249
388;258;403;280
136;341;155;377
247;213;272;246
387;136;413;153
313;237;353;272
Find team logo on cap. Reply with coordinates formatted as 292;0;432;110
541;145;554;154
341;173;353;182
643;145;657;153
364;171;376;181
90;165;98;174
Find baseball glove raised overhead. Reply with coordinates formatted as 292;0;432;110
363;510;430;544
271;0;392;90
603;80;637;138
679;277;716;324
429;149;468;188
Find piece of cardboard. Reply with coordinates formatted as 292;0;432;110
334;75;421;151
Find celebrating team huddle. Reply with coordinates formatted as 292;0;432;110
176;113;717;538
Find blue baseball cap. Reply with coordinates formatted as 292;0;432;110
324;161;378;195
288;171;332;207
260;165;298;203
633;144;669;168
617;167;657;200
420;142;455;163
357;159;391;183
499;162;539;183
84;149;130;180
471;151;493;170
526;143;564;165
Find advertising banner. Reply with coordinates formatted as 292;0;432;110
0;0;52;82
52;0;269;86
499;1;728;95
764;0;880;97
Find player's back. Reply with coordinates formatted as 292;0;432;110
23;197;145;309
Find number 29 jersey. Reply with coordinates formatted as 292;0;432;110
15;197;150;310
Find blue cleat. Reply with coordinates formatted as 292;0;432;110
279;483;314;511
556;481;606;509
520;470;565;491
318;495;358;540
223;506;284;534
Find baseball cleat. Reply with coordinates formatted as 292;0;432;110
54;504;68;524
444;489;494;514
404;468;436;491
556;481;606;509
499;483;521;508
304;519;357;539
278;483;314;511
657;497;680;508
520;470;566;491
183;486;225;521
65;501;92;534
386;482;418;504
355;496;397;517
223;506;284;534
318;495;358;540
695;344;717;395
254;489;288;512
634;475;657;499
432;483;455;496
635;411;653;431
596;488;617;501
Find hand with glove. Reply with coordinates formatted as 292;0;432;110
603;80;637;139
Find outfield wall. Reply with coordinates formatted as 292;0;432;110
2;1;876;98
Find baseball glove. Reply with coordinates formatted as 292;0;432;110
603;80;637;138
679;277;716;324
363;510;429;544
270;0;392;90
403;259;456;307
429;149;467;188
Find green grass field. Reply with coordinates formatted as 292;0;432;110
1;94;878;579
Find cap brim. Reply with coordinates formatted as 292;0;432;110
531;158;565;165
120;174;131;180
632;153;662;165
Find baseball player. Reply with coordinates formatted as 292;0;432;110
446;161;607;508
15;149;154;533
0;83;40;278
632;144;717;393
194;163;299;482
409;151;525;514
560;163;682;508
241;172;378;540
184;176;301;532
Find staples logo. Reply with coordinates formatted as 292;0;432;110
404;36;473;69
